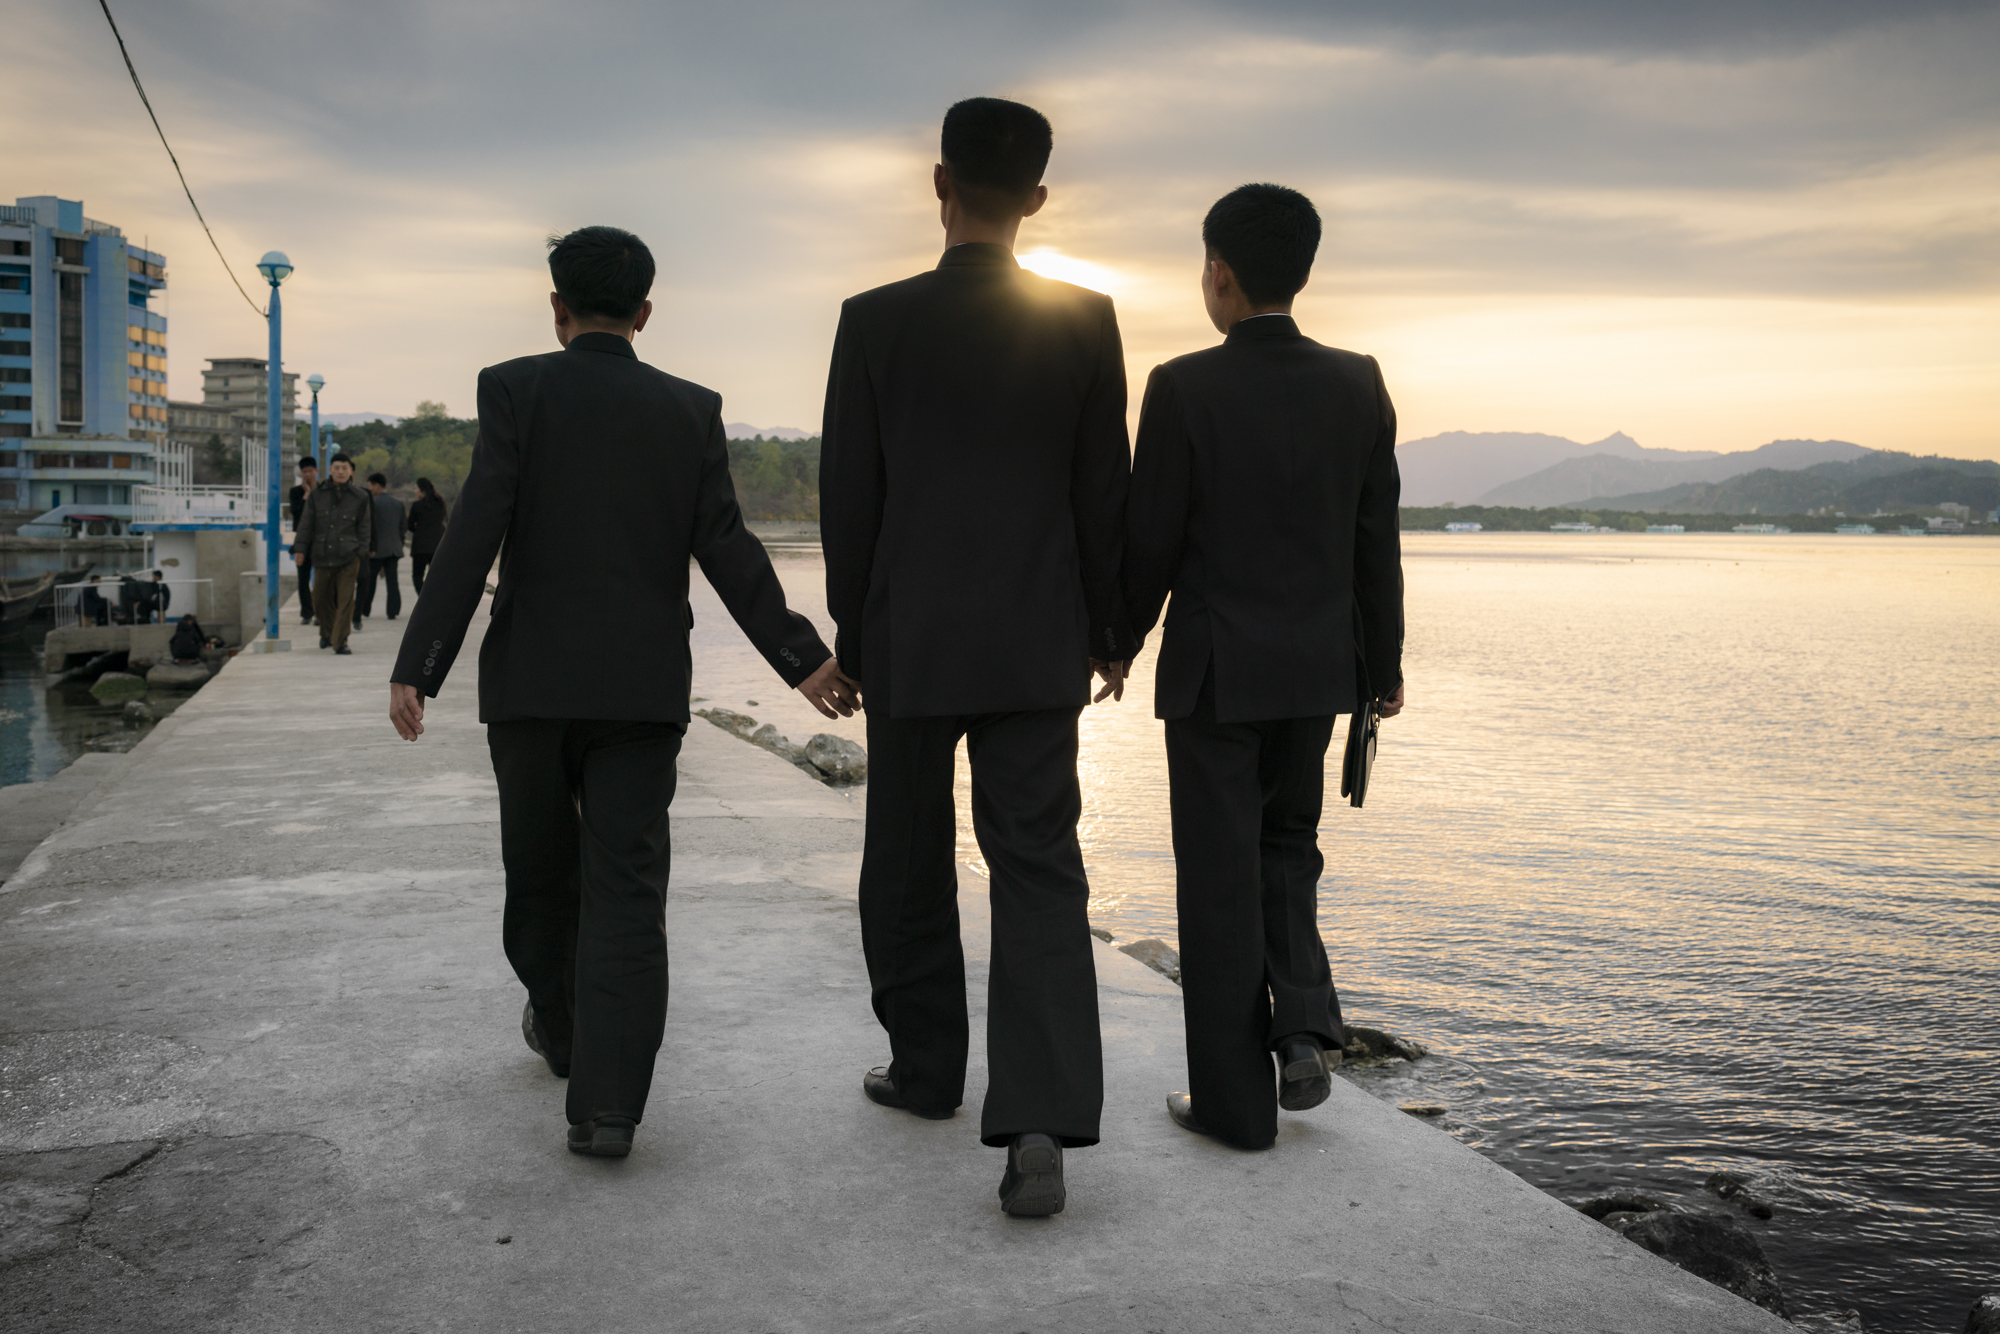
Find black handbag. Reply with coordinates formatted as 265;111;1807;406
1341;610;1382;808
1340;698;1380;808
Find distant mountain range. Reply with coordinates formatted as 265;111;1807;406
726;422;813;441
317;411;402;427
1479;438;1873;507
1591;454;2000;515
1394;431;1675;506
1397;429;1996;515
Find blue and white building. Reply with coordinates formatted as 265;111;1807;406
0;195;169;534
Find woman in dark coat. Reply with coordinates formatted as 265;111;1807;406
408;477;449;594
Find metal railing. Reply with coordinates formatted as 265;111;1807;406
55;577;214;629
132;484;266;527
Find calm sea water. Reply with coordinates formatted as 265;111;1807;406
691;533;2000;1332
0;637;180;787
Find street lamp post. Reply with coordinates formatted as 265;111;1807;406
256;250;294;648
307;372;325;480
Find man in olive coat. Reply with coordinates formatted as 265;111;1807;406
292;452;372;653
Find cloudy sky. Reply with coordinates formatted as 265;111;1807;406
9;1;1998;457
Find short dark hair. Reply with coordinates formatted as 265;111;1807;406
1202;183;1321;304
941;98;1052;222
330;452;354;466
416;477;436;497
298;456;317;470
546;225;655;322
367;472;388;487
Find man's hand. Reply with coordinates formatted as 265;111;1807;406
1090;658;1132;704
798;657;862;719
1377;682;1406;719
390;683;427;741
292;551;305;566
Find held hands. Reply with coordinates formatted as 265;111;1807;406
1377;682;1406;719
390;683;427;741
798;657;863;719
1090;658;1132;704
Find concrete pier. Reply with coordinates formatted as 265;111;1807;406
0;612;1793;1332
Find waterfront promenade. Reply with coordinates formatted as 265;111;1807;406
0;610;1793;1332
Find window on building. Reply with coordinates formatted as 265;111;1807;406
0;277;23;292
0;452;17;468
0;397;24;411
0;369;30;383
0;313;26;328
0;340;28;358
112;454;132;469
38;453;72;468
58;272;83;424
0;425;25;440
75;483;108;504
76;453;111;469
1;241;28;257
129;376;147;395
55;238;83;264
0;481;15;502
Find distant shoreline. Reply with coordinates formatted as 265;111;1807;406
1398;504;1992;535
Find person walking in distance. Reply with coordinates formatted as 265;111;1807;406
289;456;318;624
291;452;372;654
820;97;1134;1217
361;472;408;622
1124;184;1405;1151
388;225;857;1159
408;477;448;594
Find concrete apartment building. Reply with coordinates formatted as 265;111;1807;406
0;195;168;533
167;359;298;482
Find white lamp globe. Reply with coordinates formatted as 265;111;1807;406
256;251;294;284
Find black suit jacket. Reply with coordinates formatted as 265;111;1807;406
1125;315;1403;724
390;332;829;723
819;243;1134;717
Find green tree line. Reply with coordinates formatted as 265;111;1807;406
298;401;478;501
295;414;818;520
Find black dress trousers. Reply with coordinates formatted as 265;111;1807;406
1165;673;1345;1149
860;705;1103;1148
486;717;685;1127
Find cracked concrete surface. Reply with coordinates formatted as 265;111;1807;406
0;610;1793;1332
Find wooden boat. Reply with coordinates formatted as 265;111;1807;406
0;571;59;633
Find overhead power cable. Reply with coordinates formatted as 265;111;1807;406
96;0;266;318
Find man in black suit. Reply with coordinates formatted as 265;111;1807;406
820;97;1134;1216
388;226;858;1158
288;456;317;623
1124;184;1405;1151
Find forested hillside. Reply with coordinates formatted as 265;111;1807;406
310;414;820;519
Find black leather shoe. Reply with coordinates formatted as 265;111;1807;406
521;999;571;1078
567;1116;634;1157
1277;1035;1336;1111
1166;1091;1211;1136
1166;1092;1276;1150
862;1066;953;1120
998;1133;1064;1217
334;646;352;655
319;636;330;650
